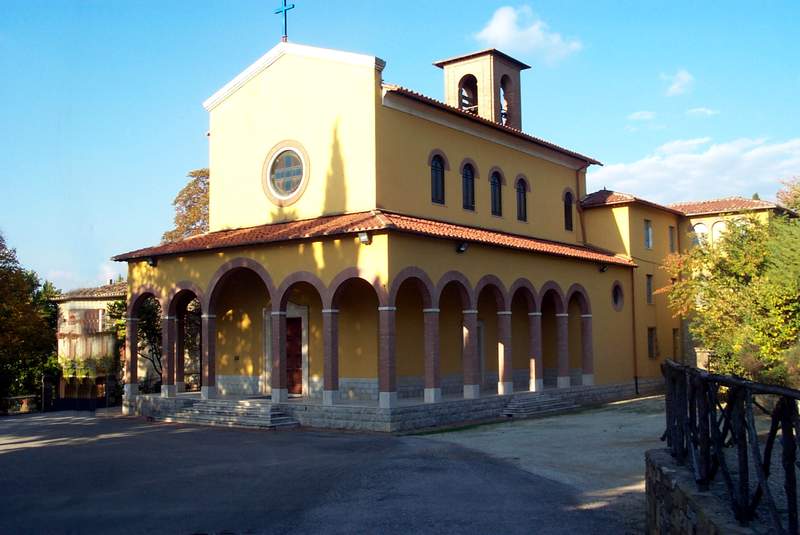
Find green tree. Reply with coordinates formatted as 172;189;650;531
663;215;800;384
0;233;59;400
107;298;163;392
162;168;209;243
778;176;800;212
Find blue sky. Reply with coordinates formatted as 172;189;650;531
1;1;798;290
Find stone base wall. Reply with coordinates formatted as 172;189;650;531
645;449;753;535
130;377;664;433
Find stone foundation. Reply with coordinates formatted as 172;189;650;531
130;377;663;433
645;448;753;535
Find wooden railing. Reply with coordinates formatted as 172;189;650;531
663;360;800;534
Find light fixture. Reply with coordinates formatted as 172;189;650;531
147;257;158;267
456;241;469;254
598;263;608;273
358;231;372;245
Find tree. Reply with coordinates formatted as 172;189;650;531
0;233;59;400
162;168;209;243
662;215;800;385
777;176;800;212
107;297;163;392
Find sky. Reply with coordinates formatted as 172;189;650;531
1;1;798;291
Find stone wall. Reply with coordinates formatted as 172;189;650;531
645;448;753;535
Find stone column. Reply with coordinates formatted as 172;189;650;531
175;315;185;393
462;309;480;399
160;316;176;397
270;310;288;403
322;308;339;406
528;312;543;392
201;314;217;399
556;313;570;388
581;314;594;386
378;306;397;409
423;308;441;403
497;310;513;395
123;317;139;411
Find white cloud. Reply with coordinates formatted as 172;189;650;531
588;137;800;204
687;107;719;116
475;6;582;64
661;69;694;96
96;261;125;286
628;111;656;121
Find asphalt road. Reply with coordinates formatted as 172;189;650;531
0;411;630;535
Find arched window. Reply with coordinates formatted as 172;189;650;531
711;220;728;244
462;163;475;211
515;178;527;221
458;75;479;115
431;155;445;204
692;223;708;246
564;191;574;231
612;282;624;311
490;172;503;216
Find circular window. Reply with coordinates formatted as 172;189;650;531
263;142;310;207
612;282;624;311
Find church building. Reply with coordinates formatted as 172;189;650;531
114;41;789;429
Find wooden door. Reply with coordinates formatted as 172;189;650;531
286;317;303;395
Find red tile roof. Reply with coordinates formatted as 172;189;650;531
113;211;633;267
382;84;601;166
581;189;685;216
54;281;127;302
667;197;782;216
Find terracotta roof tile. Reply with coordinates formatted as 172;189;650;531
382;84;601;166
113;211;633;267
668;197;780;216
581;189;684;216
54;281;127;302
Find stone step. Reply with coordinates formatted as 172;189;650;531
160;415;298;430
503;401;580;418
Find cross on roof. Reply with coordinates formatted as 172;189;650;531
274;0;296;43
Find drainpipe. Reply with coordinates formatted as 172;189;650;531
576;165;589;245
629;267;640;395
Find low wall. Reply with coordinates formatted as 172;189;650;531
645;449;753;535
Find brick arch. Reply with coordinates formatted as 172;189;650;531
388;267;434;309
565;283;592;315
427;149;451;171
327;267;388;309
165;281;204;316
508;278;538;312
487;166;507;185
538;281;566;314
128;285;162;317
434;271;474;309
515;174;531;192
276;271;327;310
458;158;481;180
474;274;508;311
203;257;276;312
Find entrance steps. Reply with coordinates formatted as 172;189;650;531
503;392;581;419
159;398;299;430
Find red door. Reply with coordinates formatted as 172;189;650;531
286;317;303;395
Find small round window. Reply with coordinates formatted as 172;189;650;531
269;150;304;198
612;282;624;311
263;142;309;207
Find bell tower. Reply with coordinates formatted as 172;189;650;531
433;49;530;130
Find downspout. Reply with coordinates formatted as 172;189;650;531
629;266;640;395
576;164;590;245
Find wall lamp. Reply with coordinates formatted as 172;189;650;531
456;241;469;254
358;231;372;245
598;263;608;273
147;257;158;267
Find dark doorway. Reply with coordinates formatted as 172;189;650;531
286;317;302;395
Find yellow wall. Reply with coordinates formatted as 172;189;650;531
396;282;424;377
215;269;268;376
376;103;586;245
208;52;381;231
583;206;631;256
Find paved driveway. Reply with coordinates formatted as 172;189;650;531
0;398;664;535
